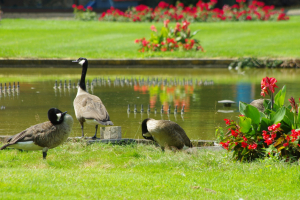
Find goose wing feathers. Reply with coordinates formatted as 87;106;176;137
74;94;112;124
149;120;192;148
1;121;56;149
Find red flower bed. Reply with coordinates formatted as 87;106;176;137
135;20;204;52
99;0;289;22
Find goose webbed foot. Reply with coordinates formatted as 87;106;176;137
43;152;47;159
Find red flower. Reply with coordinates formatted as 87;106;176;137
243;136;247;141
135;4;149;12
268;123;281;132
164;19;170;28
289;97;298;113
264;138;273;146
87;6;93;11
246;15;252;20
72;4;77;9
231;129;239;137
260;77;278;97
241;142;248;148
224;118;232;126
220;140;230;150
158;1;169;9
283;142;289;147
150;25;157;32
251;143;258;149
77;5;84;10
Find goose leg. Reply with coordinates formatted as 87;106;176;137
80;122;84;138
92;125;98;139
42;147;48;159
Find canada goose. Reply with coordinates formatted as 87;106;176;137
0;108;73;159
141;118;192;151
73;57;113;139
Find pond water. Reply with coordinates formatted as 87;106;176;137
0;67;300;140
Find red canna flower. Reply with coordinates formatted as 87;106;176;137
150;25;157;32
243;136;247;141
72;4;77;9
231;129;239;137
164;19;170;28
241;142;248;148
260;77;278;97
289;97;298;113
87;6;93;11
220;140;230;150
224;118;231;125
264;138;273;145
283;142;289;147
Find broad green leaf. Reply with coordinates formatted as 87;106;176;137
244;104;261;125
271;107;286;124
260;117;272;131
160;27;169;38
190;30;200;37
239;101;247;116
274;85;286;107
259;112;267;120
239;117;252;133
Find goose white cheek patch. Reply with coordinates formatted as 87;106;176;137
56;113;62;121
79;60;85;65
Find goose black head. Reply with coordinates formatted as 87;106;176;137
48;108;68;125
141;118;155;141
72;57;88;66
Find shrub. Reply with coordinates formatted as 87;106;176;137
216;77;300;162
99;0;289;22
72;4;97;21
135;20;204;52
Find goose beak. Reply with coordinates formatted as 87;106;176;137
72;60;78;63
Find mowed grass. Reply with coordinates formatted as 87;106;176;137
1;142;300;199
0;16;300;59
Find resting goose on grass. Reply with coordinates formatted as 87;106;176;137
0;108;73;159
73;57;113;139
141;118;192;151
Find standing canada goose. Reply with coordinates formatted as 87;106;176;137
0;108;73;159
141;118;192;151
73;57;113;139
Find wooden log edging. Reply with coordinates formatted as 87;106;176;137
0;135;218;147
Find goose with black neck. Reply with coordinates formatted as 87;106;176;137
73;57;113;139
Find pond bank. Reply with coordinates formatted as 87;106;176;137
0;58;234;68
0;135;220;149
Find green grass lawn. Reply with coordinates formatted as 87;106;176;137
1;142;300;199
0;16;300;59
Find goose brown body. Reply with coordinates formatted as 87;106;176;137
74;87;112;126
142;118;192;151
0;108;73;159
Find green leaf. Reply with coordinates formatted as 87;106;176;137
260;117;272;131
245;104;261;125
160;27;169;39
271;107;286;124
239;101;247;116
190;30;200;38
239;116;252;133
274;85;286;107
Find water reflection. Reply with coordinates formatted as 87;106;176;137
1;68;300;140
